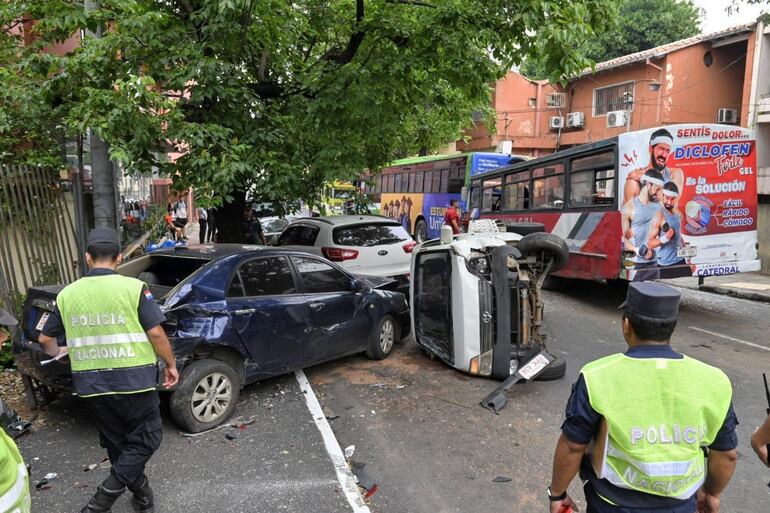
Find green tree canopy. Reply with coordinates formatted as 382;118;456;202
1;0;614;238
520;0;702;80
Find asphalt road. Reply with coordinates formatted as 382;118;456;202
306;281;770;513
12;281;770;513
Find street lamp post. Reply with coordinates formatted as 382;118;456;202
624;79;661;132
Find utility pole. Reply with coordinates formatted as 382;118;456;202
84;0;117;229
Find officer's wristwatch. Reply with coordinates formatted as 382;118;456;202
547;487;567;502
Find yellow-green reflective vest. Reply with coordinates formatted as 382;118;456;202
57;274;157;397
0;428;31;513
582;353;732;500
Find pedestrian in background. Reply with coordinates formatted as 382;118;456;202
548;282;737;513
243;205;266;245
206;207;217;243
173;193;188;240
0;309;31;513
38;228;179;513
443;199;461;235
196;206;208;245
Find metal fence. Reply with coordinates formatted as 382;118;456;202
0;164;80;314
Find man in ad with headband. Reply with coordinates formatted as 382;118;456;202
622;169;664;281
624;129;684;206
646;182;694;279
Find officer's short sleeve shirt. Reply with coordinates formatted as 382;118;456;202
41;269;165;340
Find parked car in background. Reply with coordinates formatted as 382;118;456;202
275;216;415;293
260;216;296;245
13;245;410;433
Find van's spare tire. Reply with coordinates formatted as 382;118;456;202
517;232;569;273
506;222;545;236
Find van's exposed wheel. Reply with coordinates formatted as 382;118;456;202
535;355;567;381
506;222;545;236
517;232;570;273
170;359;240;433
414;219;428;243
366;314;398;360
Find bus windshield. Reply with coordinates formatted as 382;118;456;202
467;124;760;283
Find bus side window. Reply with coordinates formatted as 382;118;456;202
439;168;450;193
394;173;402;193
432;170;441;193
482;177;503;212
504;171;530;211
448;167;464;194
569;151;616;207
424;170;434;193
531;164;565;210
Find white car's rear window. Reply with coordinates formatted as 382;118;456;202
332;223;411;247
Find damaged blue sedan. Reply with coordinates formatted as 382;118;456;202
13;245;410;432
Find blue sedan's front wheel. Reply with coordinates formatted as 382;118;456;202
170;359;240;433
366;314;398;360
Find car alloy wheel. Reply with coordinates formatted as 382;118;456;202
190;371;233;424
379;318;395;354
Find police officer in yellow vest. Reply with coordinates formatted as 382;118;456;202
38;228;179;513
0;309;31;513
548;282;738;513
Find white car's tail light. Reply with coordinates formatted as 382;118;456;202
322;247;359;261
402;241;417;253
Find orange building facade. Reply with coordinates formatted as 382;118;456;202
459;23;756;156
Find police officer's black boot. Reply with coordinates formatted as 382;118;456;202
129;475;155;513
80;484;125;513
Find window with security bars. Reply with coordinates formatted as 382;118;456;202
593;82;634;116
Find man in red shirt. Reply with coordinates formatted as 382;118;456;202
443;199;461;235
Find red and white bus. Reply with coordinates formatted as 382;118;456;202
467;124;760;282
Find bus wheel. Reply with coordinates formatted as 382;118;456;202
414;219;428;243
517;232;570;273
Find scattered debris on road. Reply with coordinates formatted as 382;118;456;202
492;475;512;483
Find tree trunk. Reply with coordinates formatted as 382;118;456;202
90;132;116;228
214;191;247;243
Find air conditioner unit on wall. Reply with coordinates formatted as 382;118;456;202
606;110;628;128
717;108;739;124
566;112;585;128
549;116;564;129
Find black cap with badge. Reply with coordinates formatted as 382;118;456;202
87;227;121;247
619;282;681;320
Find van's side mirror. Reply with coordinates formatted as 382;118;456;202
350;279;369;293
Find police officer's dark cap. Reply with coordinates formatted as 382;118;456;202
87;227;121;246
619;282;681;319
0;309;17;326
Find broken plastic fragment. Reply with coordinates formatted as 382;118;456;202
344;445;355;459
492;475;512;483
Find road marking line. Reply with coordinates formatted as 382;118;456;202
688;326;770;352
295;370;370;513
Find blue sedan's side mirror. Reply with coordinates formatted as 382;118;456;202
350;279;366;292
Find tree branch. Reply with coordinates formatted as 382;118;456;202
323;0;366;65
385;0;436;7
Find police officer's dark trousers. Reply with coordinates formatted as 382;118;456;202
85;391;162;489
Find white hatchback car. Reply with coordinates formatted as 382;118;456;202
275;216;415;282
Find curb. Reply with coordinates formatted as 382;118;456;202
697;285;770;304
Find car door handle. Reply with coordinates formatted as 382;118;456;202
309;302;325;311
234;308;256;315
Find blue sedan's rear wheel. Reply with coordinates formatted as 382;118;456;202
170;359;240;433
366;314;398;360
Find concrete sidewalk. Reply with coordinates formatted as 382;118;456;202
662;272;770;303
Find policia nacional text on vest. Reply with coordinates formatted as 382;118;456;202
57;274;157;397
583;353;732;500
